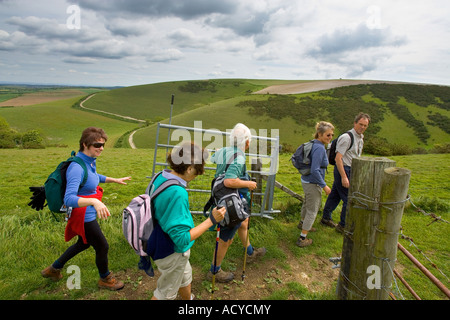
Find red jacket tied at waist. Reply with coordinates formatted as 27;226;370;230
65;186;103;244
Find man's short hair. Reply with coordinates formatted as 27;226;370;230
354;112;371;123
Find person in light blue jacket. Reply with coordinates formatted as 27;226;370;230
296;121;334;247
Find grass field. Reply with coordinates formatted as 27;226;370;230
0;148;448;300
0;81;448;300
0;96;138;147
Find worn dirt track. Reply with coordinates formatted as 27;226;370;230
253;79;407;95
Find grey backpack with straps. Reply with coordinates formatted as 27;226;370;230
203;152;250;228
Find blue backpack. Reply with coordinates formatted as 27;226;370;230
291;140;315;175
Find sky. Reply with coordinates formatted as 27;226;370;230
0;0;449;87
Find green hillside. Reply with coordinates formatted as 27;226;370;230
82;79;278;122
116;81;450;151
0;96;137;148
1;80;449;154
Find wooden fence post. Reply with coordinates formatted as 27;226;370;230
367;167;411;300
337;157;396;300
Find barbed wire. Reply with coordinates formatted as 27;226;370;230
325;190;448;300
400;231;449;282
408;197;449;225
381;256;406;300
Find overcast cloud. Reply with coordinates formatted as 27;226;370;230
0;0;449;86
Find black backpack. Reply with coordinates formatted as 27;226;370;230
203;152;250;228
327;132;354;166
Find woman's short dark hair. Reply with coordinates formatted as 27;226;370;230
167;142;208;175
79;127;108;151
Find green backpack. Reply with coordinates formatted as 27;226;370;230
28;151;88;213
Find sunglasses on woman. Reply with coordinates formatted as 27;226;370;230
92;142;105;148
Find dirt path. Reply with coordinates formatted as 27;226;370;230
128;127;147;149
83;248;340;300
79;94;146;124
79;94;146;149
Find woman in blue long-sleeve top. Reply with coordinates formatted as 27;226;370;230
41;127;131;290
296;121;334;247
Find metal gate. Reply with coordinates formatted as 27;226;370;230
151;122;280;219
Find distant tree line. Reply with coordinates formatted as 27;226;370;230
427;112;450;134
178;80;244;93
327;83;450;111
236;94;383;136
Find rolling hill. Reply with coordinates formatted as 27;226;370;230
1;79;449;154
82;79;271;122
86;79;449;152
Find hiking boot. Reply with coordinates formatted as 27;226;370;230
320;218;337;228
41;265;63;282
335;224;345;234
246;247;267;264
296;237;313;247
297;221;316;232
98;272;124;291
207;269;234;283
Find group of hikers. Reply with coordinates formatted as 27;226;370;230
39;112;371;300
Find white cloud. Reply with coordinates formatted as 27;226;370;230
146;48;184;63
105;18;154;37
167;28;208;49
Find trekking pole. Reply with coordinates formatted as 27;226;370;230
241;178;256;282
211;207;222;300
166;94;174;155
